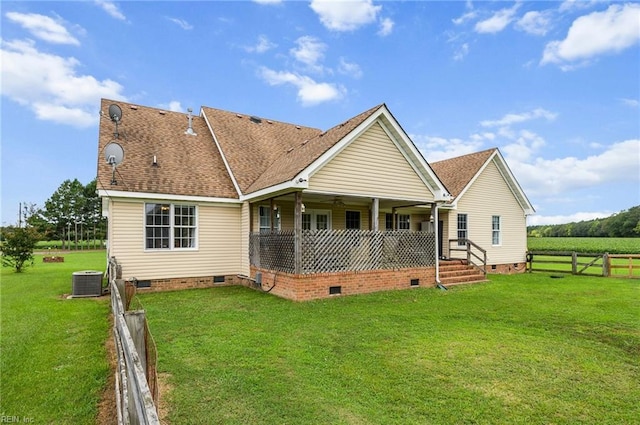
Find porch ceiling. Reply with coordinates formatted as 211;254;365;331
267;191;433;211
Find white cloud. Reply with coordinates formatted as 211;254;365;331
620;98;639;108
542;3;640;67
167;17;193;30
508;139;640;197
258;67;345;106
474;4;520;34
480;108;557;128
453;10;477;26
244;35;277;54
310;0;381;32
95;0;127;21
0;39;126;127
290;36;327;72
453;43;469;61
5;12;80;45
516;11;552;36
338;57;363;79
164;101;183;112
378;17;394;36
412;134;484;162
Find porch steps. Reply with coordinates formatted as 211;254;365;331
439;260;488;287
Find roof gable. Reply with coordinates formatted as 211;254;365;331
431;148;535;215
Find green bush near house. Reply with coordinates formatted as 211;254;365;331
139;274;640;425
0;251;110;424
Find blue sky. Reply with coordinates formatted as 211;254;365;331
1;0;639;226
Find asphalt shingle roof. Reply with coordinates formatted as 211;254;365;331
430;148;497;199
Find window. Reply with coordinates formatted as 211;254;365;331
346;211;361;229
492;215;501;245
145;203;196;250
385;213;393;231
302;210;331;230
398;214;410;231
457;213;468;245
259;205;280;232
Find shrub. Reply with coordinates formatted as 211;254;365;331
1;227;40;272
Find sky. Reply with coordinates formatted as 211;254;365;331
1;0;639;227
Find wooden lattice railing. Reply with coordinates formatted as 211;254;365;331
250;230;436;274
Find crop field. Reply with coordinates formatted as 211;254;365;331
527;237;639;254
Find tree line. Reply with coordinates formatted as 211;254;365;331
2;178;107;249
528;205;640;238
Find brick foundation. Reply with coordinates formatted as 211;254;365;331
487;262;527;275
132;275;241;292
248;266;436;301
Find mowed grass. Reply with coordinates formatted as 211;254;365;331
139;275;640;425
0;251;110;424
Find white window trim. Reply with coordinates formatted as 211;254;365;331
302;209;332;230
259;205;281;232
144;203;198;251
492;215;501;246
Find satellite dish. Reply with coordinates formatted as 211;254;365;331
104;142;124;166
104;142;124;185
108;104;123;122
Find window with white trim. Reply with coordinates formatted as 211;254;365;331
457;213;468;246
302;210;331;230
145;203;197;250
492;215;501;246
259;205;280;232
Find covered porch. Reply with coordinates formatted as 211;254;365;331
246;191;442;300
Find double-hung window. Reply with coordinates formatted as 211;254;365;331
492;215;501;246
345;211;361;230
259;205;280;232
457;213;468;246
145;203;196;250
397;214;410;231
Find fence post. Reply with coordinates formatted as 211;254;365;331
603;253;609;277
571;252;578;275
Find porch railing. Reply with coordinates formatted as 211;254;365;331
250;229;436;274
448;239;487;275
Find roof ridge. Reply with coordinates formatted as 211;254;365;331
431;147;497;165
201;105;322;132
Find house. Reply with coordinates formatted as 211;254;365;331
97;99;534;300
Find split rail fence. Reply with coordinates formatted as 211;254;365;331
526;251;640;278
108;257;160;424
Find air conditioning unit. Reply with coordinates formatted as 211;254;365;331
72;271;103;297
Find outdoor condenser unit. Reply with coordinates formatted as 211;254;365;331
72;271;103;297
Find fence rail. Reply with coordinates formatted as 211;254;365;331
250;230;436;274
108;257;160;424
526;251;640;278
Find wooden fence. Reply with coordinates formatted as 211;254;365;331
108;258;160;424
526;251;640;278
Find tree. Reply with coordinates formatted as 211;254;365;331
42;179;86;249
1;226;40;272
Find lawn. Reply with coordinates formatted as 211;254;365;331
0;251;110;424
139;274;640;425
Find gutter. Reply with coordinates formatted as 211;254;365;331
433;202;448;291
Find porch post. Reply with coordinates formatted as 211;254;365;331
371;198;379;231
294;191;302;274
392;207;397;230
270;198;275;232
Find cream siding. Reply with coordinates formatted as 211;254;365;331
446;160;527;264
109;198;243;280
309;122;434;202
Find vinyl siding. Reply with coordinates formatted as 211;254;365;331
109;198;243;280
251;202;370;231
309;122;434;202
446;160;527;264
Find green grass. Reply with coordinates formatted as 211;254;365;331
528;237;639;254
139;276;640;424
0;251;110;424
